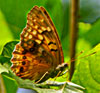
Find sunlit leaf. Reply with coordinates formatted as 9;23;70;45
72;44;100;93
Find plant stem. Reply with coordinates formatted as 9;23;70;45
0;75;6;93
69;0;80;80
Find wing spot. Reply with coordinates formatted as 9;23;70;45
22;61;26;65
32;30;37;35
32;14;36;17
28;34;33;39
24;32;28;37
51;49;58;51
27;28;31;32
47;27;51;32
35;39;41;44
27;40;32;44
39;60;42;63
22;50;27;54
48;42;56;45
41;27;46;31
24;39;27;41
38;34;43;40
24;43;27;47
30;22;33;26
42;51;47;56
23;56;26;59
38;29;43;33
34;25;38;29
33;19;36;22
40;19;44;22
29;48;34;52
20;67;24;72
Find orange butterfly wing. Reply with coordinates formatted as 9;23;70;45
11;6;64;81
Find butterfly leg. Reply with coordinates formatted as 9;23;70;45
52;63;68;82
59;69;69;76
53;71;62;83
35;71;49;83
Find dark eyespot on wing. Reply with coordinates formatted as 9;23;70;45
22;61;26;65
22;50;27;54
29;48;34;52
48;42;56;45
23;56;26;59
20;67;24;72
51;49;58;51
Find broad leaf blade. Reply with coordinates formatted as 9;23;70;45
72;44;100;93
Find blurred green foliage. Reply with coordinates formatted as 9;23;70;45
0;0;100;93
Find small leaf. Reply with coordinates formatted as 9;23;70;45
0;63;9;74
0;55;10;65
0;41;18;74
1;41;19;58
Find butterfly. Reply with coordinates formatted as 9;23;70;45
11;6;68;83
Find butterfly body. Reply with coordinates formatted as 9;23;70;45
11;6;68;83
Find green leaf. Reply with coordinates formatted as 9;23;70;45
1;41;18;58
0;41;18;74
72;44;100;93
10;71;85;93
0;56;10;65
0;41;19;73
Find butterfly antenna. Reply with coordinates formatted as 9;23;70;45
68;51;97;64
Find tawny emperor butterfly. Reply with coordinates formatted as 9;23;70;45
11;6;68;83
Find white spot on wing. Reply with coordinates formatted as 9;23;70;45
38;34;43;40
41;27;46;31
32;30;37;35
24;33;28;37
34;25;38;29
28;34;33;39
47;27;51;32
35;39;41;44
